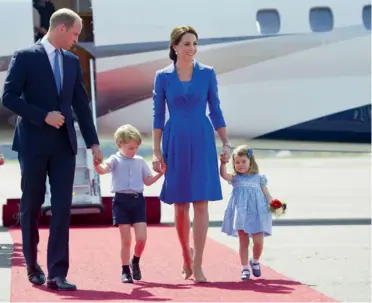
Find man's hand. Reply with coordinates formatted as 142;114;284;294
45;111;65;129
91;144;103;165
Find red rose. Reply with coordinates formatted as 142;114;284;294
270;199;282;209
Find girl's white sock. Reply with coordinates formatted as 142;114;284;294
251;259;260;270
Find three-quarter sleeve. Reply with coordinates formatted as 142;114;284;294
152;71;166;130
207;68;226;130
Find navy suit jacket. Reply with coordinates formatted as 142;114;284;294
2;42;99;155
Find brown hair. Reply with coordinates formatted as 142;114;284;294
114;124;142;145
169;25;198;62
49;8;82;30
232;145;259;175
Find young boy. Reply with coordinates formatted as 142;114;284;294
94;124;166;283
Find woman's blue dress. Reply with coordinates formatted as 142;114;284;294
152;61;226;204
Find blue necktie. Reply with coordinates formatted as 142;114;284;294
54;49;62;94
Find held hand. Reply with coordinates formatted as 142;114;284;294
45;111;65;129
160;163;167;174
220;145;231;163
152;150;164;173
219;153;227;164
91;144;103;165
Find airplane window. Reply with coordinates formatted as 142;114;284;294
309;7;333;32
362;5;371;30
256;9;280;35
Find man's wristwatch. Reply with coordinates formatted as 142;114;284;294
223;143;231;149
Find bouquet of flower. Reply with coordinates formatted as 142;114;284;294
269;199;287;217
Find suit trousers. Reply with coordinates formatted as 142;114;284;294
18;127;75;279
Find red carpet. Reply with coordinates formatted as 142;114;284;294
9;226;336;302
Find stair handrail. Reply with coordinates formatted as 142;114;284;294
89;58;97;130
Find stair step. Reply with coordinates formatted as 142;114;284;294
73;184;90;189
73;194;95;201
75;165;89;170
44;207;102;216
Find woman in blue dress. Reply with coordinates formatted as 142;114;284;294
152;25;230;283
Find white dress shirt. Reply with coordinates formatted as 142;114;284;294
40;36;63;84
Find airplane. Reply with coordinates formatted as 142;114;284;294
0;0;371;144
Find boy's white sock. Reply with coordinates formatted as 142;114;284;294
242;265;249;271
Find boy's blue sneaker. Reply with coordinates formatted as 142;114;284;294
131;261;142;280
121;272;133;283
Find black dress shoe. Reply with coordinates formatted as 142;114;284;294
27;264;46;285
131;262;142;280
47;277;77;290
121;272;133;283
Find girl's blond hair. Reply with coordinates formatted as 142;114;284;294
114;124;142;145
232;144;259;175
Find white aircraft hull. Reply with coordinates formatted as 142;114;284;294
0;0;370;143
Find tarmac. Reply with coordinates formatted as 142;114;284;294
0;152;371;302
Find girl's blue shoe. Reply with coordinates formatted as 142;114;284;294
250;259;261;277
241;269;250;280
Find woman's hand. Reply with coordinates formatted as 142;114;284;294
220;145;231;164
160;163;167;174
152;150;164;173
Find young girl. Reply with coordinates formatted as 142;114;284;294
220;145;273;280
94;124;166;283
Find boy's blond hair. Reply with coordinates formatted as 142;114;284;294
232;144;259;175
114;124;142;145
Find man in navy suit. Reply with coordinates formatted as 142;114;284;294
2;8;102;291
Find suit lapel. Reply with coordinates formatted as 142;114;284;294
190;61;202;97
60;50;70;100
164;64;186;101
